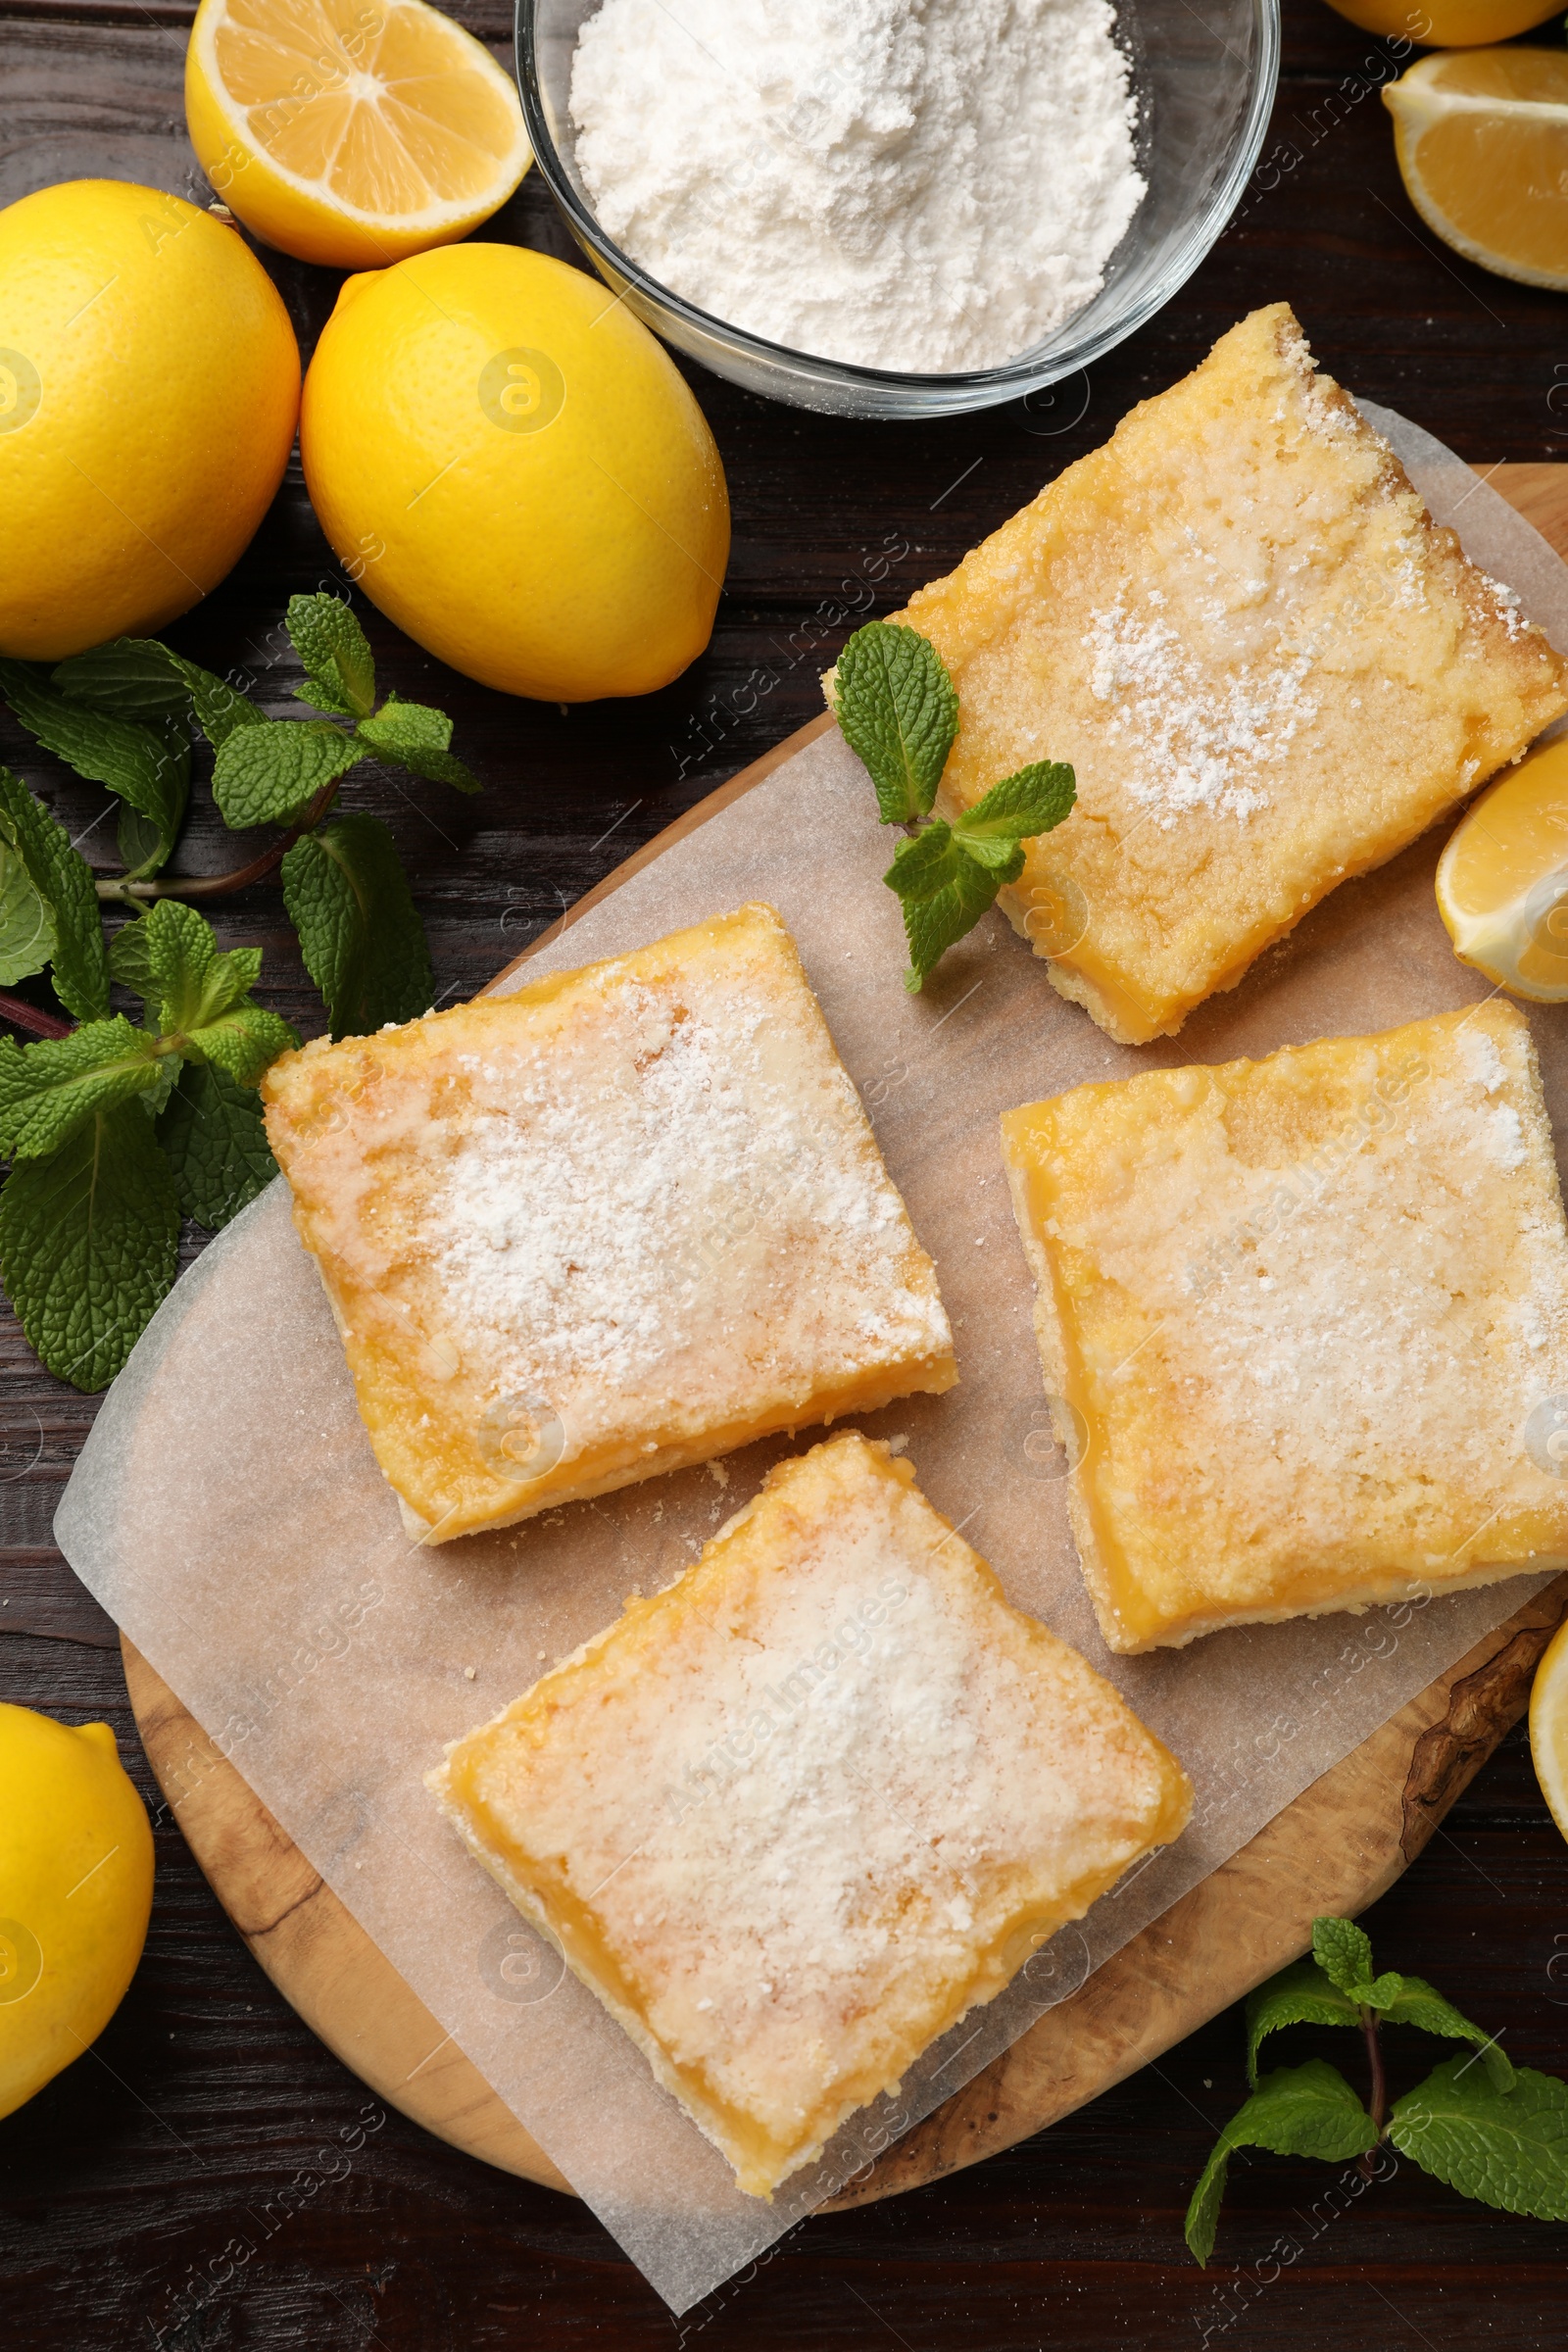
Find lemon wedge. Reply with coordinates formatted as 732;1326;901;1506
1530;1614;1568;1845
185;0;530;270
1435;739;1568;1002
1383;47;1568;290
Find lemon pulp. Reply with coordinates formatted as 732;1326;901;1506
185;0;531;269
1435;738;1568;1002
1384;46;1568;290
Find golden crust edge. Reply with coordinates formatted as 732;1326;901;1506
425;1430;1194;2194
901;304;1568;1044
999;1133;1130;1649
1000;1002;1568;1651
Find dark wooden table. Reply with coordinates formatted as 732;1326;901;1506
4;1;1568;2344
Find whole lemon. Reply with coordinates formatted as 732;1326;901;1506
300;245;729;701
1322;0;1559;39
0;179;300;661
0;1702;154;2121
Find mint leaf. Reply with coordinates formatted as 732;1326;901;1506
52;638;263;749
110;902;293;1086
833;620;958;822
0;660;189;876
0;1101;178;1390
1185;2062;1378;2266
1389;2057;1568;2221
163;651;265;750
183;999;295;1087
105;915;160;1006
287;594;376;721
355;697;479;793
1312;1916;1376;1996
158;1060;277;1230
51;638;193;719
114;714;191;877
0;814;57;989
280;812;433;1039
885;819;1009;993
1385;1979;1516;2092
212;719;364;830
952;760;1076;865
1245;1960;1360;2086
0;769;108;1020
0;1017;166;1159
112;900;251;1033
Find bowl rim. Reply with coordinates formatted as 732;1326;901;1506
513;0;1282;393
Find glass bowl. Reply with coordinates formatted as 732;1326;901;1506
514;0;1280;421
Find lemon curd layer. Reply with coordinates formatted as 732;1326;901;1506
427;1433;1192;2198
261;905;955;1543
1003;1003;1568;1652
899;303;1567;1044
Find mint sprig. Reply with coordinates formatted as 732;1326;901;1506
1188;1914;1568;2264
285;591;377;721
828;619;1075;991
110;899;296;1086
0;590;482;1391
0;902;298;1388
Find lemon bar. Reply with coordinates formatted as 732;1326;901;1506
899;303;1567;1044
427;1432;1192;2197
261;905;955;1544
1003;1002;1568;1653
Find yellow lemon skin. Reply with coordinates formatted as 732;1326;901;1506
0;1702;154;2123
1324;0;1560;42
1530;1613;1568;1845
0;179;300;662
300;245;730;702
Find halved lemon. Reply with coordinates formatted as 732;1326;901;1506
1436;739;1568;1001
1384;47;1568;290
1530;1614;1568;1845
185;0;530;270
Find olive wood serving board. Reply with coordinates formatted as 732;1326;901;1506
122;463;1568;2212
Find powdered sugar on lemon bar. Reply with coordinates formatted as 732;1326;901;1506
427;1432;1192;2197
899;303;1567;1043
261;906;955;1543
1003;1002;1568;1651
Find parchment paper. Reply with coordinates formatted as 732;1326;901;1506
54;412;1568;2314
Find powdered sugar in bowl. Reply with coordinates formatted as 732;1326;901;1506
515;0;1279;419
